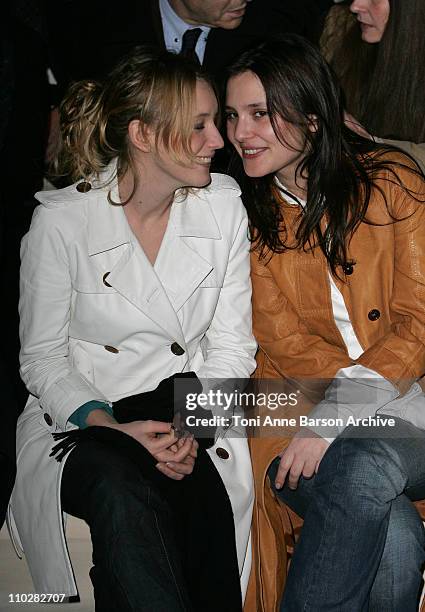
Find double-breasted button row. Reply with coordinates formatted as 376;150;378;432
101;273;185;357
338;260;380;321
103;343;185;355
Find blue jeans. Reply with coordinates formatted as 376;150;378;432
269;417;425;611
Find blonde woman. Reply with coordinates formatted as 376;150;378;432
10;49;256;611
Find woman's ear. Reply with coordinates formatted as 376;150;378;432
307;114;318;133
128;119;152;153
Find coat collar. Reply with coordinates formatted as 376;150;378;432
86;161;222;256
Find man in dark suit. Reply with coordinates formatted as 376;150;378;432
49;0;334;88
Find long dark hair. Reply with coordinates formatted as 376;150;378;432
321;0;425;142
226;34;424;274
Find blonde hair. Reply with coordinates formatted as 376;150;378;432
55;48;214;199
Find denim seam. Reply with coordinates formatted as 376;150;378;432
369;440;407;501
301;439;346;611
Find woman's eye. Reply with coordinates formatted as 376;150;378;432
254;110;269;118
225;111;237;121
194;123;205;131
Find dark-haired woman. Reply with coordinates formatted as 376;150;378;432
9;49;256;611
226;34;425;611
321;0;425;170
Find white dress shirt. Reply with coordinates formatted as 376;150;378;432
159;0;210;63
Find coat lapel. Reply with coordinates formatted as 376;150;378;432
86;174;223;346
107;243;187;347
154;234;214;311
154;189;222;311
87;181;186;347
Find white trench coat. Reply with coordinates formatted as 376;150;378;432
9;166;257;599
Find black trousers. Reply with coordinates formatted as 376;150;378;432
61;434;242;612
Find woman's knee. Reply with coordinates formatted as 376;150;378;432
61;441;168;526
316;436;407;502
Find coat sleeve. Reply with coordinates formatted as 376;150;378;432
19;205;109;431
195;202;257;382
357;166;425;393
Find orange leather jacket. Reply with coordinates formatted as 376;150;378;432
244;155;425;612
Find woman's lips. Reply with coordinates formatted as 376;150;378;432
196;156;213;165
242;147;267;159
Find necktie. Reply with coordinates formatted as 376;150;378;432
180;28;202;64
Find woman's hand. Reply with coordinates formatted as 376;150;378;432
109;420;199;480
86;409;177;454
275;430;330;490
86;409;198;480
156;436;199;480
107;419;178;455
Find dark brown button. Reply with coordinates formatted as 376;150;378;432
216;447;229;460
103;272;112;287
342;263;354;275
368;309;381;321
44;413;53;426
76;181;92;193
171;342;185;356
104;345;119;353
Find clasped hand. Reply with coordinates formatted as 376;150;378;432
110;420;198;481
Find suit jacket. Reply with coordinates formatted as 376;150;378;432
9;166;256;597
49;0;334;92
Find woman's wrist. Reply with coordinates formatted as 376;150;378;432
68;400;115;429
85;408;117;427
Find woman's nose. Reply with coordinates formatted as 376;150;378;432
350;0;368;14
233;118;252;143
210;126;224;150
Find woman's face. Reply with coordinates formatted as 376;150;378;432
350;0;390;43
225;71;306;186
149;80;224;190
188;80;224;182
